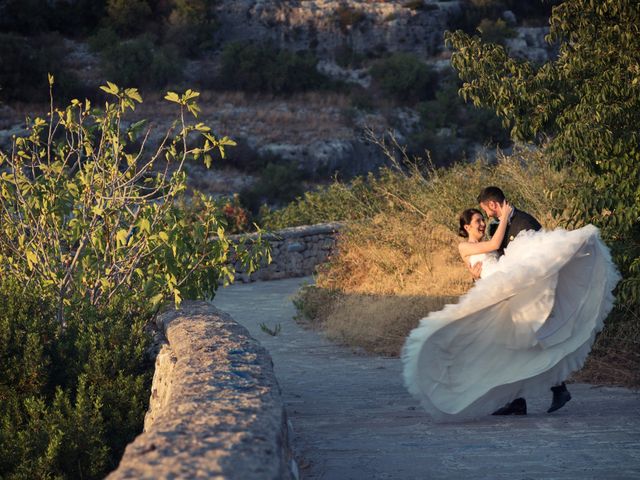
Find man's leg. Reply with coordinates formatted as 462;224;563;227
547;382;571;413
492;397;527;415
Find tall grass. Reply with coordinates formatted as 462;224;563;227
288;145;638;385
289;146;580;350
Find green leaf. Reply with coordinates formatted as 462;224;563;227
164;91;180;103
116;229;129;246
99;81;119;95
138;218;151;234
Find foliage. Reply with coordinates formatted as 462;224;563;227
241;162;307;214
402;0;426;10
99;35;183;89
446;0;640;306
219;41;329;94
410;76;510;164
370;53;437;102
447;1;560;33
260;175;377;230
0;0;106;36
165;0;220;56
0;33;80;102
476;18;516;45
0;279;152;479
334;44;366;69
0;80;269;325
106;0;152;35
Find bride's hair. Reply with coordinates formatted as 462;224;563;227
459;208;484;238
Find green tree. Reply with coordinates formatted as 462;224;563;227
446;0;640;305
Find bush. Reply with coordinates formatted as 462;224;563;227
0;82;269;322
406;76;510;164
370;53;437;102
241;162;307;214
0;279;152;479
334;44;365;69
106;0;152;35
219;41;328;94
100;36;183;89
0;33;80;102
165;0;219;56
0;0;105;36
476;18;516;45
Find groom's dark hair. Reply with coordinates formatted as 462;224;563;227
477;186;506;204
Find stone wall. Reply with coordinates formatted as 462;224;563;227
230;222;343;282
108;302;296;479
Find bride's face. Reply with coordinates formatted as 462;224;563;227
465;213;486;240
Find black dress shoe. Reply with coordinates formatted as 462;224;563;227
547;382;571;413
492;397;527;415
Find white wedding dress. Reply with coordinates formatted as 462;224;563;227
402;225;620;421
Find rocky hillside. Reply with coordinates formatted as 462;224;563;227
0;1;558;205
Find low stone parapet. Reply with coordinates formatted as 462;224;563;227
230;222;343;281
108;301;296;479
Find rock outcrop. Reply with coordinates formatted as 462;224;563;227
215;0;449;59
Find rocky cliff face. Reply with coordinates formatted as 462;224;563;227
215;0;449;59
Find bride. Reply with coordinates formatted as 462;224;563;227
401;197;621;421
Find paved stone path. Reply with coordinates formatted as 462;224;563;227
214;277;640;480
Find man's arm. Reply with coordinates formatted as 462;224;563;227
467;261;482;280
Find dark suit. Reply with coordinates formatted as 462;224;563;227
489;208;542;256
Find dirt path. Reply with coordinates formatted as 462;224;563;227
213;277;640;480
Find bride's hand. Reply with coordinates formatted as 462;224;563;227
499;200;513;222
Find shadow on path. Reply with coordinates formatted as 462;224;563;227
214;277;640;480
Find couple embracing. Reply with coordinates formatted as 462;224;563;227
402;186;621;421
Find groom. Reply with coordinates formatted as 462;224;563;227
474;186;572;416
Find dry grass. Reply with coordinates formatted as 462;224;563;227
291;147;640;387
572;307;640;387
317;215;472;296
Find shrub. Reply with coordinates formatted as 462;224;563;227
219;41;328;94
165;0;219;56
241;162;307;214
0;0;105;36
0;80;269;324
334;44;366;69
100;36;183;89
402;0;426;10
476;18;516;45
106;0;152;35
370;53;437;102
411;78;510;163
0;279;152;479
0;81;271;477
0;33;80;102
